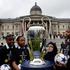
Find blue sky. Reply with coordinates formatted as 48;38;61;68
0;0;70;18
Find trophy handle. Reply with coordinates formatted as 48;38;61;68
40;47;47;60
27;46;34;61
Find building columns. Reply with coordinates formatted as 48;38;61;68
48;19;52;39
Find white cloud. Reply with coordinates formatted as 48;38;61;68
0;0;70;18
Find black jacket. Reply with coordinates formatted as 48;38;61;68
0;45;15;66
44;52;56;62
11;45;30;65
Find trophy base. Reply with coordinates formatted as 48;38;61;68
30;58;46;65
21;51;54;70
21;60;54;70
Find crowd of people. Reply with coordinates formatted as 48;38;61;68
0;35;30;70
49;33;66;39
0;34;70;70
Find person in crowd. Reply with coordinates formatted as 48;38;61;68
66;39;70;70
44;42;57;62
55;57;67;70
60;42;66;54
11;36;30;70
61;42;65;49
43;42;57;70
1;42;4;46
55;41;68;70
0;34;15;67
0;44;3;48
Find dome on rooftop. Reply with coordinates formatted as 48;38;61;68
30;2;42;15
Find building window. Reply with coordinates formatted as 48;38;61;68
63;25;64;28
16;25;18;30
12;32;14;35
58;25;59;29
68;25;70;29
7;25;9;29
7;32;9;35
31;22;33;24
2;32;4;36
54;25;56;29
54;25;56;27
12;25;14;29
15;32;19;36
1;32;4;39
2;25;4;30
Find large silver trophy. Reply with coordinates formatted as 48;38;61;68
27;26;47;65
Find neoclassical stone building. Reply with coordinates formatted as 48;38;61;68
0;3;70;39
